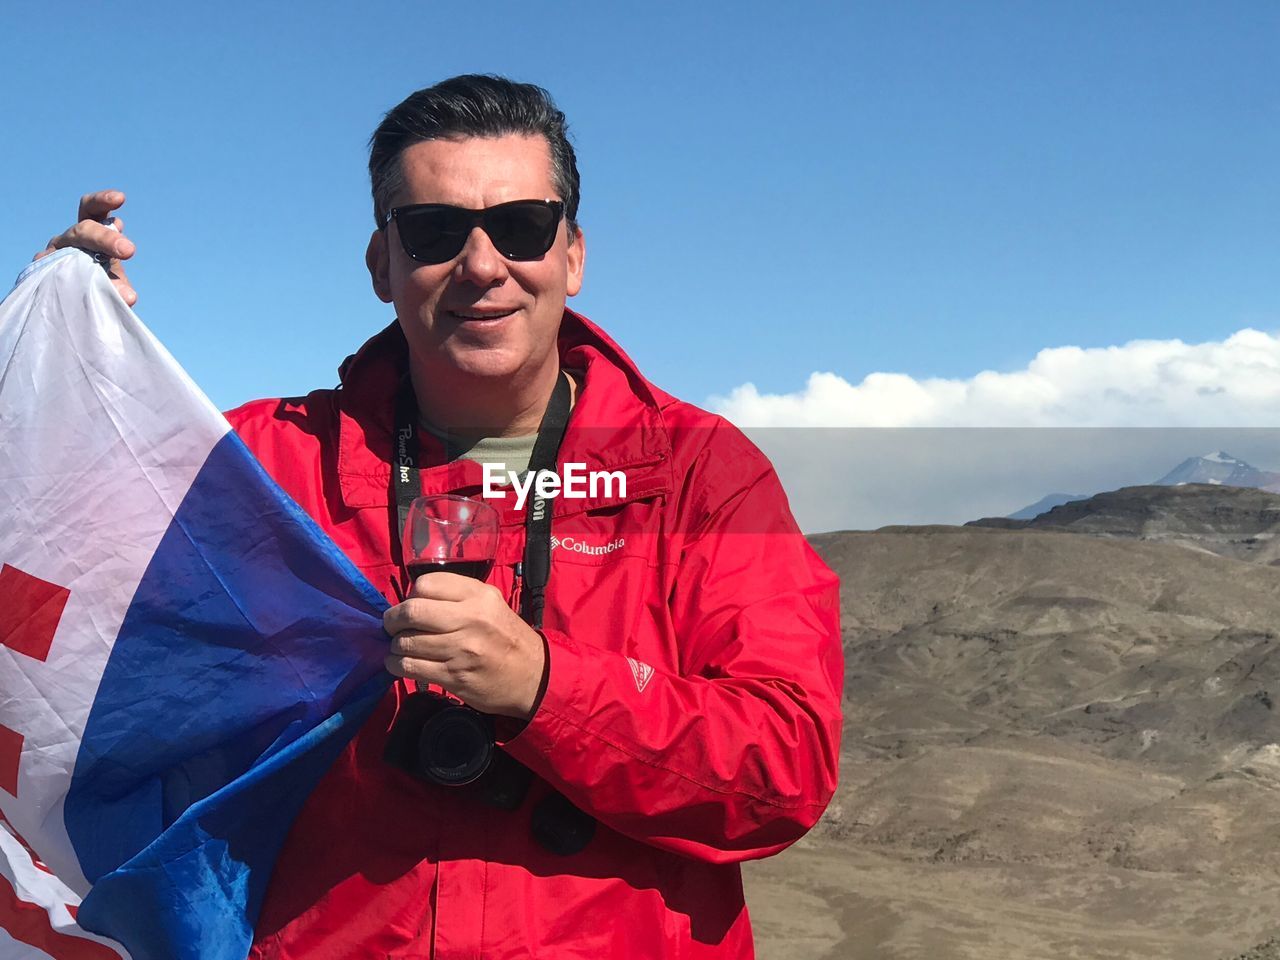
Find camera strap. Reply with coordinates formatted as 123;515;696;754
392;370;573;629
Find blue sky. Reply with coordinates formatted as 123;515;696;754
3;1;1278;414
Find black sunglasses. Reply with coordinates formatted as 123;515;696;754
384;199;565;265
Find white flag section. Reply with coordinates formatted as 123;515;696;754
0;250;391;959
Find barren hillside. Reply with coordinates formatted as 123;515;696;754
744;518;1280;959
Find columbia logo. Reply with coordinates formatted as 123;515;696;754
550;535;625;557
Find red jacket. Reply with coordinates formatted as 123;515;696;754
230;312;843;959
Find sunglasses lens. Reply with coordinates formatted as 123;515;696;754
393;202;562;264
484;202;561;260
397;207;472;264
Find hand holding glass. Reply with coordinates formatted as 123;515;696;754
391;494;501;786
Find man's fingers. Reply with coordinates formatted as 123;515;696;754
83;219;136;259
385;641;463;686
110;272;138;306
385;654;453;686
31;191;138;305
382;596;468;636
77;190;125;223
96;218;139;305
32;221;138;305
387;631;455;661
407;570;487;601
47;220;136;260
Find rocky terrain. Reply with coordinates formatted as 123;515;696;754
972;482;1280;563
1229;939;1280;960
743;489;1280;958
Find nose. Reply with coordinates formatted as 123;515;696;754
453;226;509;288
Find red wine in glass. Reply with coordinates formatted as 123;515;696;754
402;495;500;587
407;558;494;582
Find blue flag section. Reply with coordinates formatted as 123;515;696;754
0;250;391;960
68;430;392;959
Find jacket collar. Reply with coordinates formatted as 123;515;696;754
334;310;674;514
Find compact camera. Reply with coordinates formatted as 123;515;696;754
383;690;494;786
384;689;597;854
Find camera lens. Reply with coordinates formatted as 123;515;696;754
416;704;494;785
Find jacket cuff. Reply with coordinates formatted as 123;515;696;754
500;627;586;769
491;629;551;744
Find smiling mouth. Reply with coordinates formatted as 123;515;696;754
448;308;517;321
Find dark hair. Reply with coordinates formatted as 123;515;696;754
368;74;580;233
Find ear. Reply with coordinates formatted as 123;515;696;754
366;228;393;303
565;225;585;298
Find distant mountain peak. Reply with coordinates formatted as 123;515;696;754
1154;452;1278;489
1002;452;1280;523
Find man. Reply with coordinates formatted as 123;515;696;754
38;75;843;959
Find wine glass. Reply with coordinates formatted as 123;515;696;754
402;494;500;584
393;494;502;786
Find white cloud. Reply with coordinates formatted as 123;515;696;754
710;329;1280;427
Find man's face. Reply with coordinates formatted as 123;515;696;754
366;134;585;385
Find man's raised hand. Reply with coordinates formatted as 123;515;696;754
35;190;137;306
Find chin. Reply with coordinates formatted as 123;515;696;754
440;345;529;381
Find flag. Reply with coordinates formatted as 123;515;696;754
0;250;392;959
